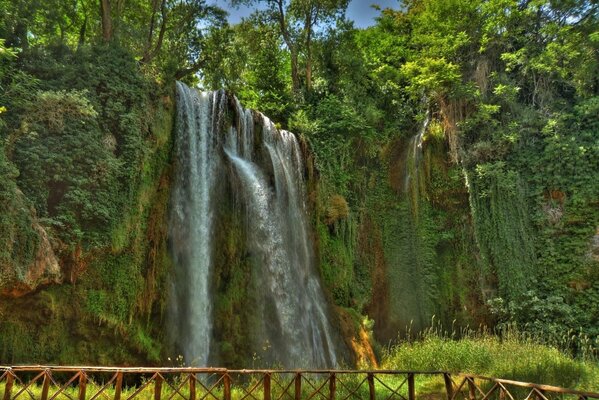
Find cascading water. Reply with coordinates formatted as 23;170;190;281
168;84;223;366
168;82;339;368
403;109;430;195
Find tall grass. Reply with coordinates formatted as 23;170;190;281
381;321;599;391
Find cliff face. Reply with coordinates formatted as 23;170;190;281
0;95;174;363
309;100;599;352
1;47;597;366
1;185;63;297
310;127;485;346
0;46;176;365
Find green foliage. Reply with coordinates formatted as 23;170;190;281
14;89;118;244
383;325;599;390
318;216;359;307
0;0;228;81
5;45;154;248
201;16;293;123
1;0;598;369
466;162;537;299
0;139;36;273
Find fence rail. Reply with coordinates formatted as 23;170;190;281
1;366;597;400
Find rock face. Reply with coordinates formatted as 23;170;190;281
21;223;62;294
0;191;62;298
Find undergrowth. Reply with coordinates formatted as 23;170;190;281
381;322;599;391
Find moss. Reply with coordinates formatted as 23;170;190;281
325;194;350;225
305;110;484;355
209;139;256;367
0;79;175;365
0;147;40;290
0;190;40;289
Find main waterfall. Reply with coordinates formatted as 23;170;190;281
168;82;339;368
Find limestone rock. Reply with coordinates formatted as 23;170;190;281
0;188;63;297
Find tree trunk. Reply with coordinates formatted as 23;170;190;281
142;0;167;64
290;49;300;93
12;21;29;50
304;7;314;93
145;0;161;53
78;15;88;48
305;59;312;92
274;0;300;93
100;0;113;42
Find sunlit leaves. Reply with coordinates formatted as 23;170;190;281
401;58;462;97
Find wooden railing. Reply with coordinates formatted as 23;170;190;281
1;366;598;400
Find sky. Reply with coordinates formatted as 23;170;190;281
211;0;401;29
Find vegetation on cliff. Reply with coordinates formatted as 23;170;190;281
0;41;175;363
0;0;598;369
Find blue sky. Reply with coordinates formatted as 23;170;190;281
211;0;401;28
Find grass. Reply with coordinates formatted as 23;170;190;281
381;323;599;392
0;373;441;400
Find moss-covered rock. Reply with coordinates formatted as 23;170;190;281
0;45;176;364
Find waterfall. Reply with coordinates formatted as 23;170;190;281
168;82;339;368
403;109;430;194
168;84;222;366
383;110;434;339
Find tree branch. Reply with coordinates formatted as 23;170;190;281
175;58;206;80
141;0;168;64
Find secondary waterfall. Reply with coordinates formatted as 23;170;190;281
382;110;434;340
403;109;430;195
168;82;339;368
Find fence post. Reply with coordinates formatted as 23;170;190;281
154;374;163;400
189;374;196;400
40;370;50;400
468;378;476;400
444;373;454;400
294;373;302;400
368;373;375;400
114;371;123;400
264;372;271;400
223;373;231;400
3;371;14;400
408;373;416;400
78;371;87;400
499;386;506;400
329;373;336;400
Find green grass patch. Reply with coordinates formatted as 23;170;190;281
381;326;599;391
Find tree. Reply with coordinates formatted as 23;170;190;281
233;0;349;94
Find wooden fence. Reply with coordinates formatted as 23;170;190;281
1;366;598;400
